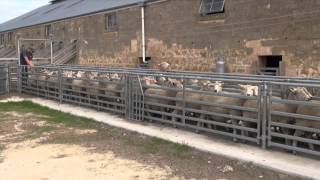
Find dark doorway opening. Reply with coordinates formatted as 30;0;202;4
258;55;282;76
139;57;151;68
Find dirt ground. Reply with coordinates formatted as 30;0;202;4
0;101;306;180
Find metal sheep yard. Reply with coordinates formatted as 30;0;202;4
1;64;320;158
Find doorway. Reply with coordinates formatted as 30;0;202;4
258;55;282;76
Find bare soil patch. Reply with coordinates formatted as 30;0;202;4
0;101;305;180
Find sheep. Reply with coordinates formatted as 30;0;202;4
144;78;182;121
158;62;170;71
71;71;86;93
62;71;74;91
28;69;50;89
242;87;313;146
98;73;124;109
85;71;100;94
292;88;320;153
46;70;59;96
199;84;259;140
172;81;223;128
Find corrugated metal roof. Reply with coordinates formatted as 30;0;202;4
0;0;149;32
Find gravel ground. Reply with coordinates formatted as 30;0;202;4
0;101;306;180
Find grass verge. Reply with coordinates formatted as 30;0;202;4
0;101;96;129
0;100;191;158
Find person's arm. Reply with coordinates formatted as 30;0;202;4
24;56;34;67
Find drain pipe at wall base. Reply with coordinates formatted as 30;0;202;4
140;1;146;64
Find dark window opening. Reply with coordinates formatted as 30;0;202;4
199;0;225;15
8;32;13;42
105;13;118;32
45;24;53;38
0;34;4;45
258;55;282;76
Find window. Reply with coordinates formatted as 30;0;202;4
8;32;13;42
0;34;4;45
105;13;118;32
45;24;53;38
199;0;225;15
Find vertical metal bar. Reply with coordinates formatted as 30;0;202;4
256;83;262;145
182;76;186;126
50;40;53;64
135;78;138;120
6;65;9;93
17;40;21;65
261;81;268;149
267;84;272;148
58;68;63;103
17;66;21;93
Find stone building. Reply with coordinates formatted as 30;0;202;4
0;0;320;77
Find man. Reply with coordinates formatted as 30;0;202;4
20;47;34;67
20;47;34;85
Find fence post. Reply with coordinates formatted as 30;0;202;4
261;81;268;149
58;68;63;104
6;65;9;93
182;76;186;128
17;66;22;93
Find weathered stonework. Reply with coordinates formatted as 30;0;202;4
1;0;320;76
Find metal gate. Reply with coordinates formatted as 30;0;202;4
4;64;320;158
126;74;144;121
0;65;8;94
267;82;320;156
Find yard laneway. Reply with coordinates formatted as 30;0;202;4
0;101;303;180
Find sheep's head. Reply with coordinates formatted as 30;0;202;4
201;81;223;93
167;78;183;89
186;79;199;86
158;62;170;71
287;87;313;101
74;71;85;78
39;69;49;75
142;77;157;86
63;71;73;78
157;77;167;85
98;73;110;80
86;72;98;80
46;71;57;76
110;73;120;81
239;85;259;96
211;81;223;93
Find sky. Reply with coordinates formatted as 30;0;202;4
0;0;49;24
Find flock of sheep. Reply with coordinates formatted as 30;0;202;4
22;63;319;154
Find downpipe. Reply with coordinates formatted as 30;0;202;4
140;2;146;64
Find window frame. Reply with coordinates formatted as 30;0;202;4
7;32;13;42
105;13;118;32
45;24;53;38
199;0;225;15
0;34;4;45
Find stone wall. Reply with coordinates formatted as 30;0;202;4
1;0;320;76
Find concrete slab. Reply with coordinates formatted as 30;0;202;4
2;97;319;179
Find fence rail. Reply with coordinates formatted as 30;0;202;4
2;64;320;158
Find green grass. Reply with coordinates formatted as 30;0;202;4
0;100;191;159
0;101;96;129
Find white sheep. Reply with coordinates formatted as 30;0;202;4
292;88;320;153
172;81;223;128
199;84;259;140
144;78;182;121
242;87;313;146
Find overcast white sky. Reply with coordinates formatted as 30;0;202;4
0;0;49;24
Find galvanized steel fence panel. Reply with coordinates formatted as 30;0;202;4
3;64;319;157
